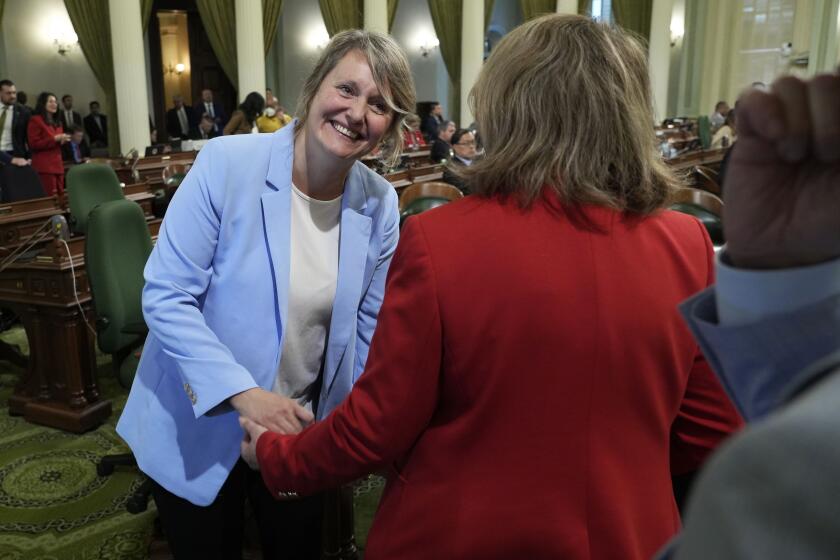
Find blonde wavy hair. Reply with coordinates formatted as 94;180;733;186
459;14;681;213
294;30;416;167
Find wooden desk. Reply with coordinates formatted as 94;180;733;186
0;199;162;433
362;148;433;171
384;170;411;190
404;149;432;168
0;196;63;250
667;148;727;172
409;164;444;184
0;233;110;433
57;187;156;221
86;153;197;188
130;152;196;188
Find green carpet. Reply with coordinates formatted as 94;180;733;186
0;325;383;559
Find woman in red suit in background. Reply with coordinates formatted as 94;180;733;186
241;15;742;560
28;92;69;196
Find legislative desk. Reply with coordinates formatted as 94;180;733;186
408;164;444;184
0;197;64;250
0;195;161;432
101;148;438;198
130;152;195;188
89;152;196;189
667;148;728;173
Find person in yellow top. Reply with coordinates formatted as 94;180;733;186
256;101;293;133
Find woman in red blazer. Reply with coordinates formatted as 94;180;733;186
28;92;69;196
240;15;742;560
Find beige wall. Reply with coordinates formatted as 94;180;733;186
1;0;105;117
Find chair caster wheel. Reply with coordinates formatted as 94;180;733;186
126;496;148;514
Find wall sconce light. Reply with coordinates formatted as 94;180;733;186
306;27;330;51
417;35;440;58
669;20;684;47
165;62;186;75
53;31;79;56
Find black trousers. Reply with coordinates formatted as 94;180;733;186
150;459;324;560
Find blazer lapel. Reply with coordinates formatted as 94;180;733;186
260;124;372;395
260;127;295;343
322;165;372;394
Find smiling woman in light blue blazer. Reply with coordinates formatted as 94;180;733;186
116;31;416;560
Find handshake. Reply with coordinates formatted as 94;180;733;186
230;387;314;470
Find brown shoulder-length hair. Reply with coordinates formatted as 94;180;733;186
294;29;416;167
459;14;682;213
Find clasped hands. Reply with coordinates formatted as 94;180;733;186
230;387;314;470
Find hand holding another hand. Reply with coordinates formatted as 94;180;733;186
239;416;267;470
229;387;314;434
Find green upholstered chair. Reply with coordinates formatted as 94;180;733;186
85;198;153;513
670;188;725;245
697;116;712;150
398;181;464;226
66;163;124;234
400;197;451;226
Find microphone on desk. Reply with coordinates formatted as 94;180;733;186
50;215;69;241
126;148;141;182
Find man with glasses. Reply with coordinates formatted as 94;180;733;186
442;128;478;194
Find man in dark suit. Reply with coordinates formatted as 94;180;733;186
59;94;83;131
430;120;455;163
84;101;108;147
0;79;31;167
193;89;227;134
61;125;90;164
166;95;195;140
189;114;220;140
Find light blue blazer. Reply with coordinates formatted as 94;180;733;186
116;123;399;505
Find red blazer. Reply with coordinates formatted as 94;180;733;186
257;194;742;560
27;115;64;174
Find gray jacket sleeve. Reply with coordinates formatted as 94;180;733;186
674;370;840;560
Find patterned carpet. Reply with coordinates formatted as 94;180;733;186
0;325;384;559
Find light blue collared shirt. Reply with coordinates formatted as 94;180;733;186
715;253;840;326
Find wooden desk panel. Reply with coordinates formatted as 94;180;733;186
0;197;63;250
409;164;444;184
667;148;727;172
0;208;160;433
1;249;111;433
131;152;197;188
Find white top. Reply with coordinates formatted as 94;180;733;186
272;183;342;410
0;104;13;152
